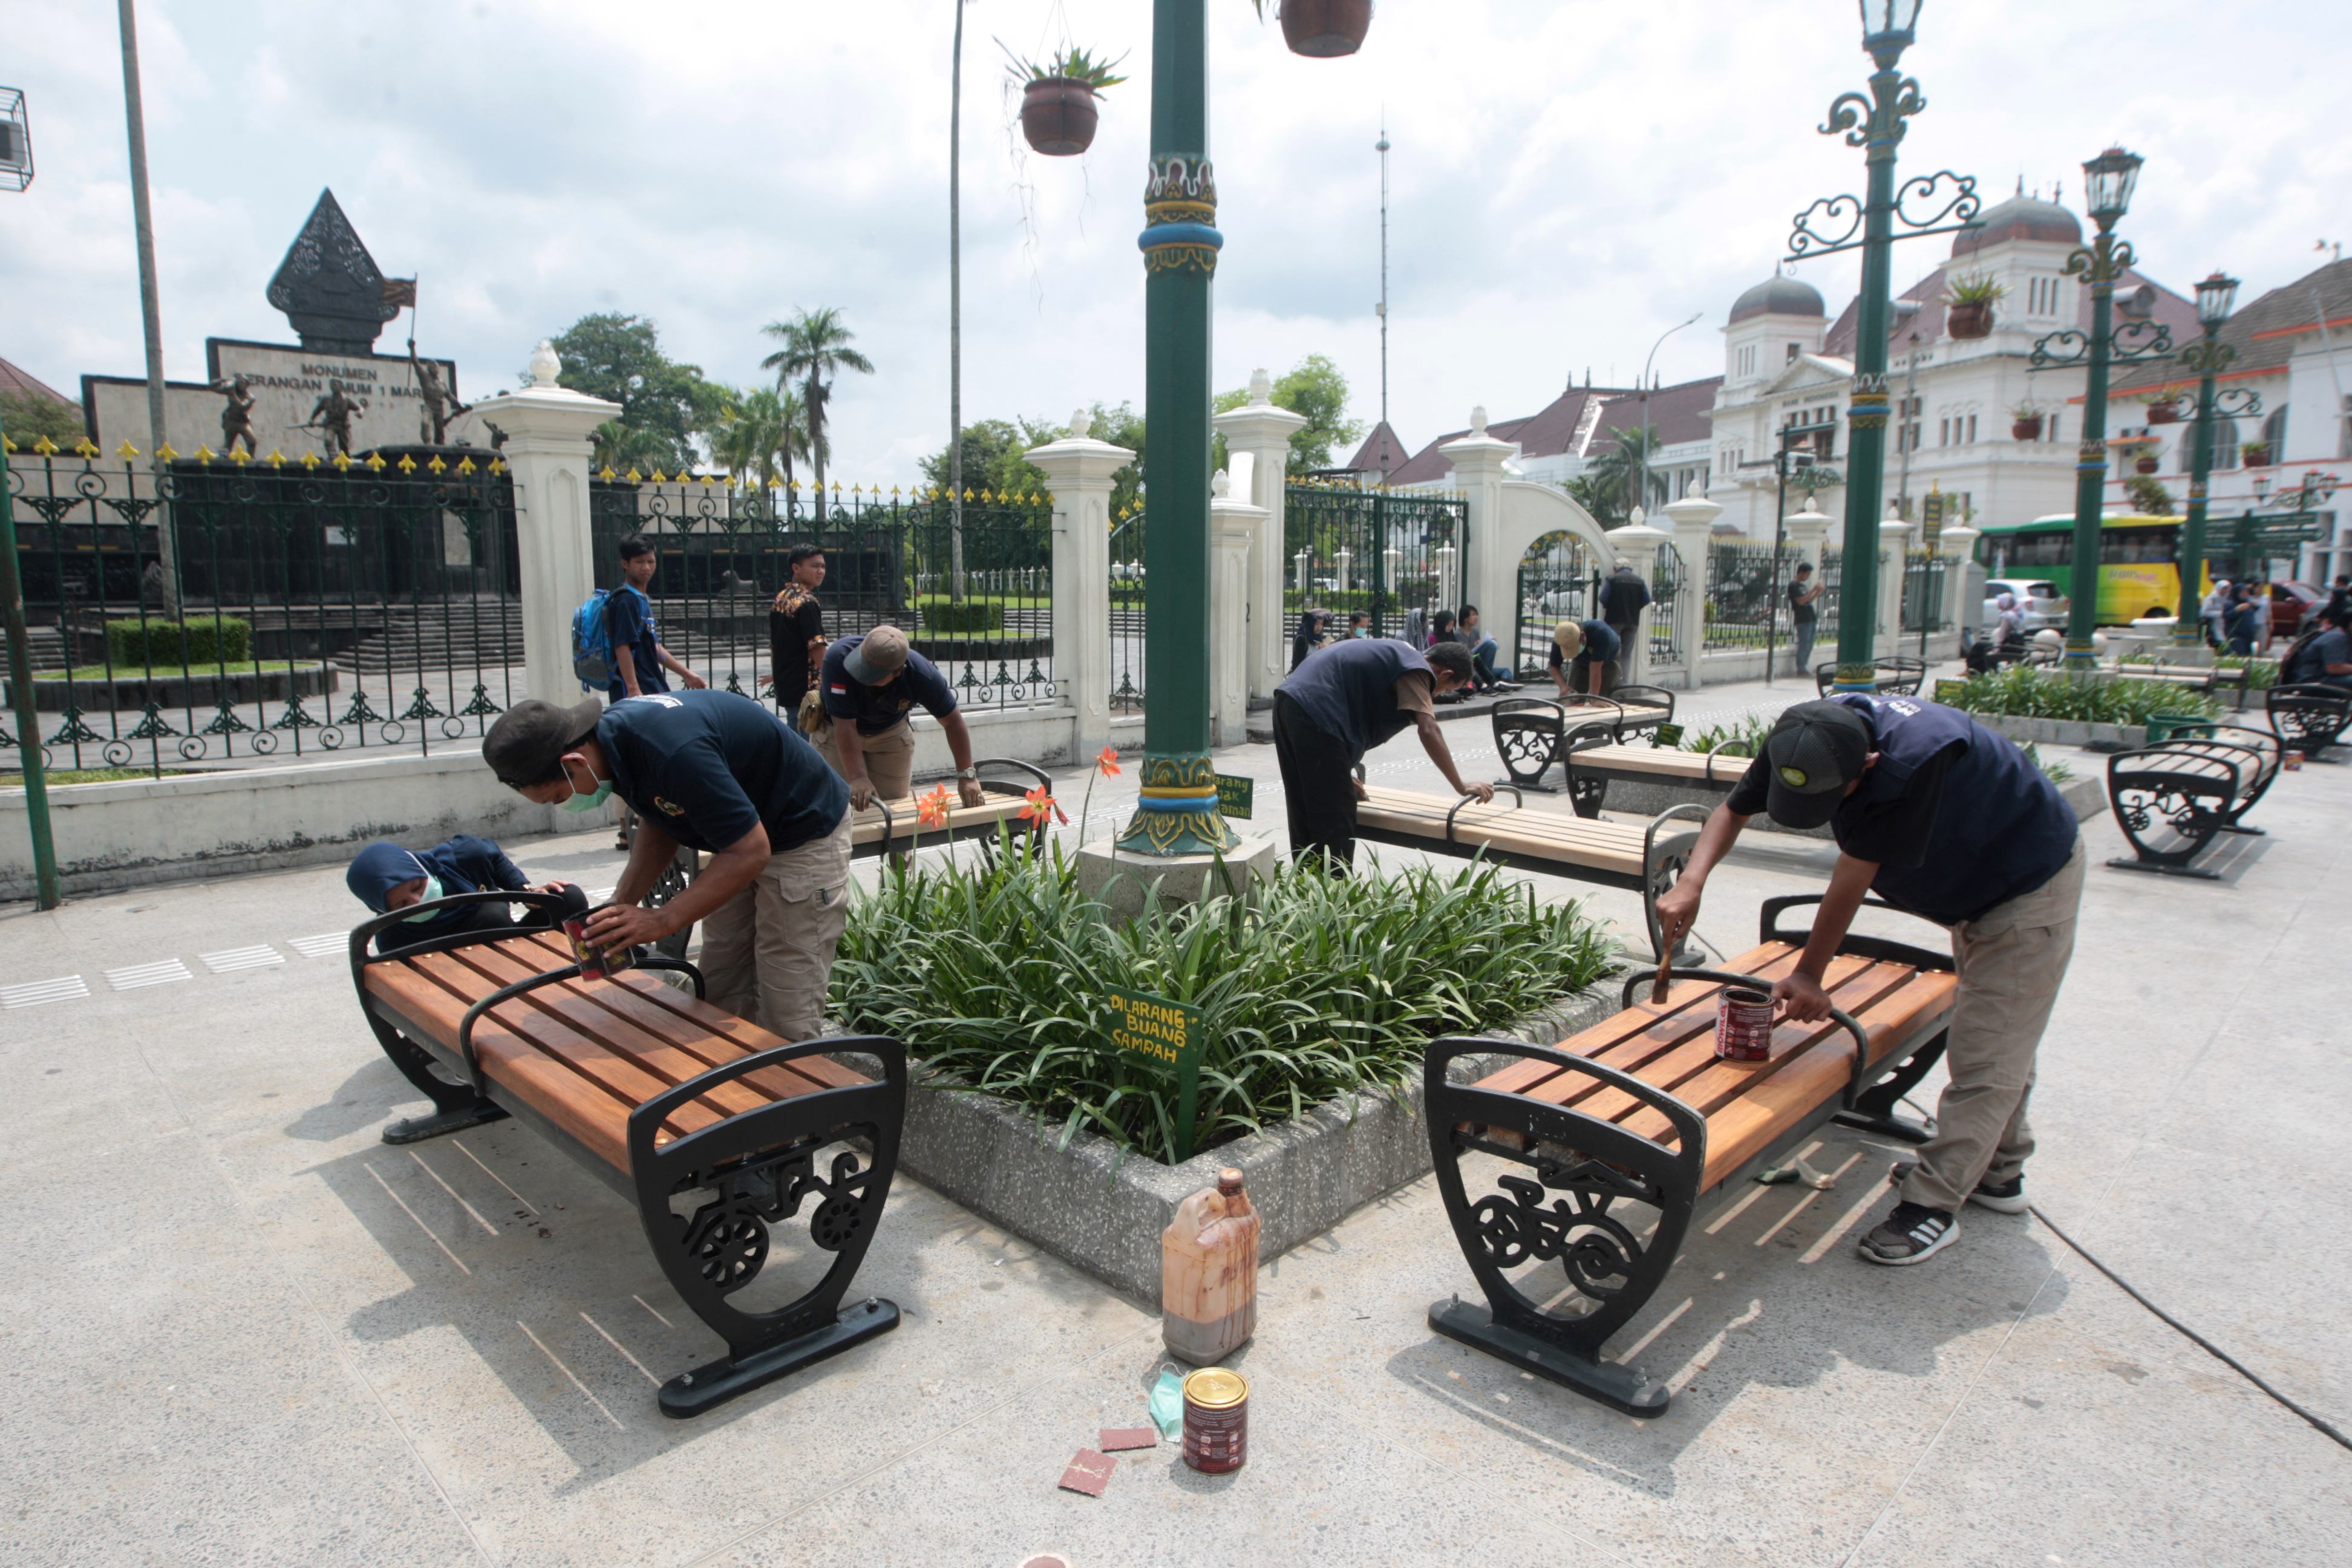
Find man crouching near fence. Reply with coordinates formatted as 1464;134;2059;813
483;690;852;1040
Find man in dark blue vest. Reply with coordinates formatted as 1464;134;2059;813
1655;695;2083;1267
1272;638;1491;869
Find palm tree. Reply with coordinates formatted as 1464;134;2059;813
592;419;675;479
710;387;811;510
759;307;874;520
1573;425;1670;528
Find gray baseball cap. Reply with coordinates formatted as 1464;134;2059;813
844;624;911;684
482;696;604;788
1761;700;1873;829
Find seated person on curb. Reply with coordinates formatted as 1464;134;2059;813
482;689;851;1043
1271;637;1492;871
1455;604;1511;689
1547;617;1622;698
809;625;990;811
346;836;563;955
1654;694;2084;1267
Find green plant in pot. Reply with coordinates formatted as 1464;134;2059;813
1007;44;1126;157
2124;474;2175;515
2241;438;2274;466
2141;390;2185;425
1253;0;1376;57
2010;402;2043;441
1941;273;2005;340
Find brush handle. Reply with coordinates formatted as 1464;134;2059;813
1648;949;1673;1006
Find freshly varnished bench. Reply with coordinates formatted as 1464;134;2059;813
2105;724;2282;878
1491;690;1677;792
350;901;906;1418
849;757;1053;856
1423;897;1959;1416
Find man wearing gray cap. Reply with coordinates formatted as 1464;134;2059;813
811;624;987;811
480;689;851;1042
1653;694;2083;1267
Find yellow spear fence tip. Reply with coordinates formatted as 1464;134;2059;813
229;445;251;465
488;459;506;475
115;440;140;460
156;442;179;462
1;435;16;453
270;449;291;468
394;454;416;473
456;456;477;475
301;451;321;469
892;485;902;495
426;455;448;474
31;435;59;455
332;451;353;471
598;466;616;481
650;468;668;484
364;452;387;471
624;466;642;482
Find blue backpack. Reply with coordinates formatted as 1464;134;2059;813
572;590;616;691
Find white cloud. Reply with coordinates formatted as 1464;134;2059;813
4;0;2346;478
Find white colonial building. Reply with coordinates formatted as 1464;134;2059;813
1708;189;2198;539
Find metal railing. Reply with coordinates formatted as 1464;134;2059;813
1649;545;1685;668
1900;549;1949;635
586;477;1056;714
1515;531;1597;678
4;445;517;774
1109;508;1146;711
1284;480;1467;648
1703;542;1803;651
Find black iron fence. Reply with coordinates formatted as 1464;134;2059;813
1900;549;1949;637
1815;547;1852;645
1109;507;1146;711
1284;481;1467;648
1704;541;1805;650
1515;531;1598;678
586;479;1055;714
1649;545;1685;668
5;445;518;774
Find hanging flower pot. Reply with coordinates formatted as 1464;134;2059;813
2134;452;2161;475
1279;0;1376;58
1019;77;1099;156
2012;414;2043;441
1945;300;1994;340
2145;398;2183;425
2241;441;2274;466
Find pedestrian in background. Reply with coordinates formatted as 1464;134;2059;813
768;544;828;732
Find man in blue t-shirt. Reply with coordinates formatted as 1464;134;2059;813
483;689;851;1042
812;624;988;811
1655;695;2084;1268
607;535;705;702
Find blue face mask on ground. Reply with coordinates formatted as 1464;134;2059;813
402;874;445;921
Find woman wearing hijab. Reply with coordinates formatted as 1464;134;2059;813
345;836;557;955
1291;609;1333;671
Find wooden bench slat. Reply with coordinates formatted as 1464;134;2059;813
433;942;780;1128
361;964;641;1169
402;949;727;1148
1356;789;1649;873
545;972;842;1105
848;794;1029;847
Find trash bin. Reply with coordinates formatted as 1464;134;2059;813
2143;713;2217;745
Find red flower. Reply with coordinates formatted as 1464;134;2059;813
1019;785;1068;826
1096;745;1122;777
916;785;953;830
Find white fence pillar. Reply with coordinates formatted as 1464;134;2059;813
1604;520;1670;684
1877;518;1911;658
1663;497;1720;691
1441;408;1520;661
1212;373;1308;704
1208;471;1267;747
1027;410;1132;762
471;341;618;708
1785;503;1832;567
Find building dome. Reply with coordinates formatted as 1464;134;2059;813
1728;275;1826;325
1950;193;2082;256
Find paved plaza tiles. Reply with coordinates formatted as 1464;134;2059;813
1;673;2345;1567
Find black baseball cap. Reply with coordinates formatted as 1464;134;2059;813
482;696;604;788
1761;700;1873;828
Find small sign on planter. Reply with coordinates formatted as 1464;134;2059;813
1214;773;1254;819
1933;678;1970;705
1104;986;1206;1161
1652;722;1685;748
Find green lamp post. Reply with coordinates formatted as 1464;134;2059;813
1785;1;1981;693
2028;147;2175;667
2172;272;2262;648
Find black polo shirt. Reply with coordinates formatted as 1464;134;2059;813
596;689;847;855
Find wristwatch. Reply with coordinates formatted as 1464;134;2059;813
956;766;981;782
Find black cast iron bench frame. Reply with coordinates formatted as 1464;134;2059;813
1491;689;1678;793
2266;683;2351;760
2104;724;2280;878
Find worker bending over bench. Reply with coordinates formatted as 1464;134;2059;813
1656;693;2083;1266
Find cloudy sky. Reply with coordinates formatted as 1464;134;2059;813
6;1;2347;480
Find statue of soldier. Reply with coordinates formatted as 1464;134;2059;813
411;351;469;445
212;374;259;456
304;384;365;458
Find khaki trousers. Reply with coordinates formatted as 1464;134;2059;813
812;717;916;803
697;813;852;1042
1900;836;2085;1212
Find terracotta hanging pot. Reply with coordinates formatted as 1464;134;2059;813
1945;301;1994;340
2242;442;2274;466
2145;399;2183;425
1020;78;1099;157
2012;415;2043;441
1280;0;1375;58
2134;453;2160;475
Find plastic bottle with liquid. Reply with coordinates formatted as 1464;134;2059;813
1161;1167;1259;1365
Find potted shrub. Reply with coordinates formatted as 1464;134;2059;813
2132;443;2161;475
1942;273;2005;340
1262;0;1376;57
2143;391;2185;425
1008;45;1126;157
2125;475;2175;514
2241;438;2275;466
2011;403;2043;441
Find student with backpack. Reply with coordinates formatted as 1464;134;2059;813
573;536;705;703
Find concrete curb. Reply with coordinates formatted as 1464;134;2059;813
889;981;1627;1307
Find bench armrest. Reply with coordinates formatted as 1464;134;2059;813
1640;805;1710;958
1759;893;1956;972
1445;786;1524;843
347;888;573;970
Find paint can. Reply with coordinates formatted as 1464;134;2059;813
1716;986;1775;1062
2284;748;2304;771
1181;1367;1249;1473
556;884;630;980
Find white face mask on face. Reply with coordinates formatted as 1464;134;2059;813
402;854;445;921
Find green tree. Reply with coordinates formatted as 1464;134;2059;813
1212;353;1365;475
759;306;875;519
1568;425;1668;528
0;389;87;451
921;418;1053;499
710;385;811;500
541;313;725;475
591;420;677;478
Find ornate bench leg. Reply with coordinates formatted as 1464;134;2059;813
1423;1037;1705;1417
628;1036;907;1418
360;1007;509;1144
2105;762;2232;880
1835;1029;1946;1145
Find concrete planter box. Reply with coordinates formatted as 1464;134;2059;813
4;662;338;714
889;984;1625;1307
1968;712;2154;750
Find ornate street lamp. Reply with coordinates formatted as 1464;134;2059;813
2027;146;2174;667
1786;2;1980;691
2171;272;2262;648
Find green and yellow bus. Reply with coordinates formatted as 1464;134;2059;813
1973;512;2213;626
